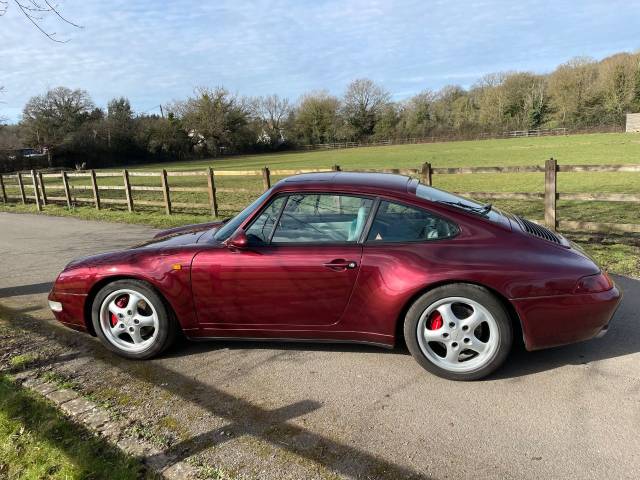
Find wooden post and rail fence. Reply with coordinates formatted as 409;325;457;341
1;160;639;235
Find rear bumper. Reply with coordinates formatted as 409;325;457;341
48;289;90;333
513;285;622;351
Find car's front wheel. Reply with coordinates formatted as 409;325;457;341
404;284;513;381
91;279;176;359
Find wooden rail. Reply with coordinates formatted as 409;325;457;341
1;161;639;236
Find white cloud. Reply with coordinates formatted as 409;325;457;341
1;0;639;121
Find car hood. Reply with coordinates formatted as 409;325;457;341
63;221;224;270
152;221;225;239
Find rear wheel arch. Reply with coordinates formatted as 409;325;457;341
394;280;524;348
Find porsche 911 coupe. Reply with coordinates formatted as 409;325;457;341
48;172;622;380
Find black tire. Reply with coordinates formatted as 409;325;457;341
91;279;177;360
404;283;513;381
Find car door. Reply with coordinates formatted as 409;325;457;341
191;192;374;328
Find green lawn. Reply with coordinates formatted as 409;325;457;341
3;132;639;221
135;132;640;171
7;133;638;226
0;374;149;479
1;132;639;267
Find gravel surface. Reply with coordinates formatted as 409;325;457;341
1;211;639;480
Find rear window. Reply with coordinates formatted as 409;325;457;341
416;184;504;223
367;201;458;242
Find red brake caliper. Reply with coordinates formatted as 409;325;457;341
110;295;128;327
427;311;443;330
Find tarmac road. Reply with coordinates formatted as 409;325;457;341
1;211;639;479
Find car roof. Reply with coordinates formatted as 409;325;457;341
275;171;415;195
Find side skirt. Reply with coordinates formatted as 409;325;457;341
183;335;395;350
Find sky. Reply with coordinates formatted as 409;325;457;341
1;0;640;122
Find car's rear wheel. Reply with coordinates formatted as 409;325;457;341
91;279;176;359
404;284;512;381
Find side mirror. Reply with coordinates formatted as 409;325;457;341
226;229;249;249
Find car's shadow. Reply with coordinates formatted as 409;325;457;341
166;274;640;380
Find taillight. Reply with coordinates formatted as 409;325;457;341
574;272;613;294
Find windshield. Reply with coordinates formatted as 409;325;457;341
213;188;273;241
416;184;503;222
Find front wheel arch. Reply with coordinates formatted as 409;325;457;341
83;275;181;337
394;280;524;348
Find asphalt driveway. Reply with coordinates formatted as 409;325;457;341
1;211;639;479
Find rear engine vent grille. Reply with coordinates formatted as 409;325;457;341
518;217;561;244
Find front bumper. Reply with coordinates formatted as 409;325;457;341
48;289;90;333
513;284;622;351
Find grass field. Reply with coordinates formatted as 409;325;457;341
0;374;148;479
1;132;639;275
0;132;635;222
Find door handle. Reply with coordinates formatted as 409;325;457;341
323;259;358;271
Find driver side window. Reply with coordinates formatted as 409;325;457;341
271;194;373;243
245;196;286;244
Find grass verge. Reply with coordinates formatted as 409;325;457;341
0;202;216;229
0;375;150;479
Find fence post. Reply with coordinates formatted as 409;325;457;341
161;169;171;215
262;167;271;191
421;162;433;186
61;171;72;209
123;169;133;212
17;172;26;204
332;164;341;171
544;157;557;231
206;167;218;217
0;174;6;203
90;169;101;210
38;171;47;205
31;169;42;211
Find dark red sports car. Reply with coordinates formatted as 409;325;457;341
48;172;622;380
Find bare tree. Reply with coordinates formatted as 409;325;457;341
0;85;6;124
251;94;292;146
0;0;82;42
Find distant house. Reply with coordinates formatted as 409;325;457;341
626;113;640;133
6;147;47;160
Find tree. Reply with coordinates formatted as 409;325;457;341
21;86;94;149
0;124;22;150
633;57;640;112
0;85;6;124
293;91;342;145
373;103;400;139
471;73;507;132
598;53;637;125
431;85;468;132
0;0;82;42
547;57;598;127
106;97;134;149
135;114;191;161
342;79;390;139
397;90;437;137
498;73;549;130
171;87;252;156
251;94;292;147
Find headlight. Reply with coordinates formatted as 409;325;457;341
48;300;63;312
573;272;613;294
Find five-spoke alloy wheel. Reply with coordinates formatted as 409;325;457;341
405;284;513;380
92;280;176;359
